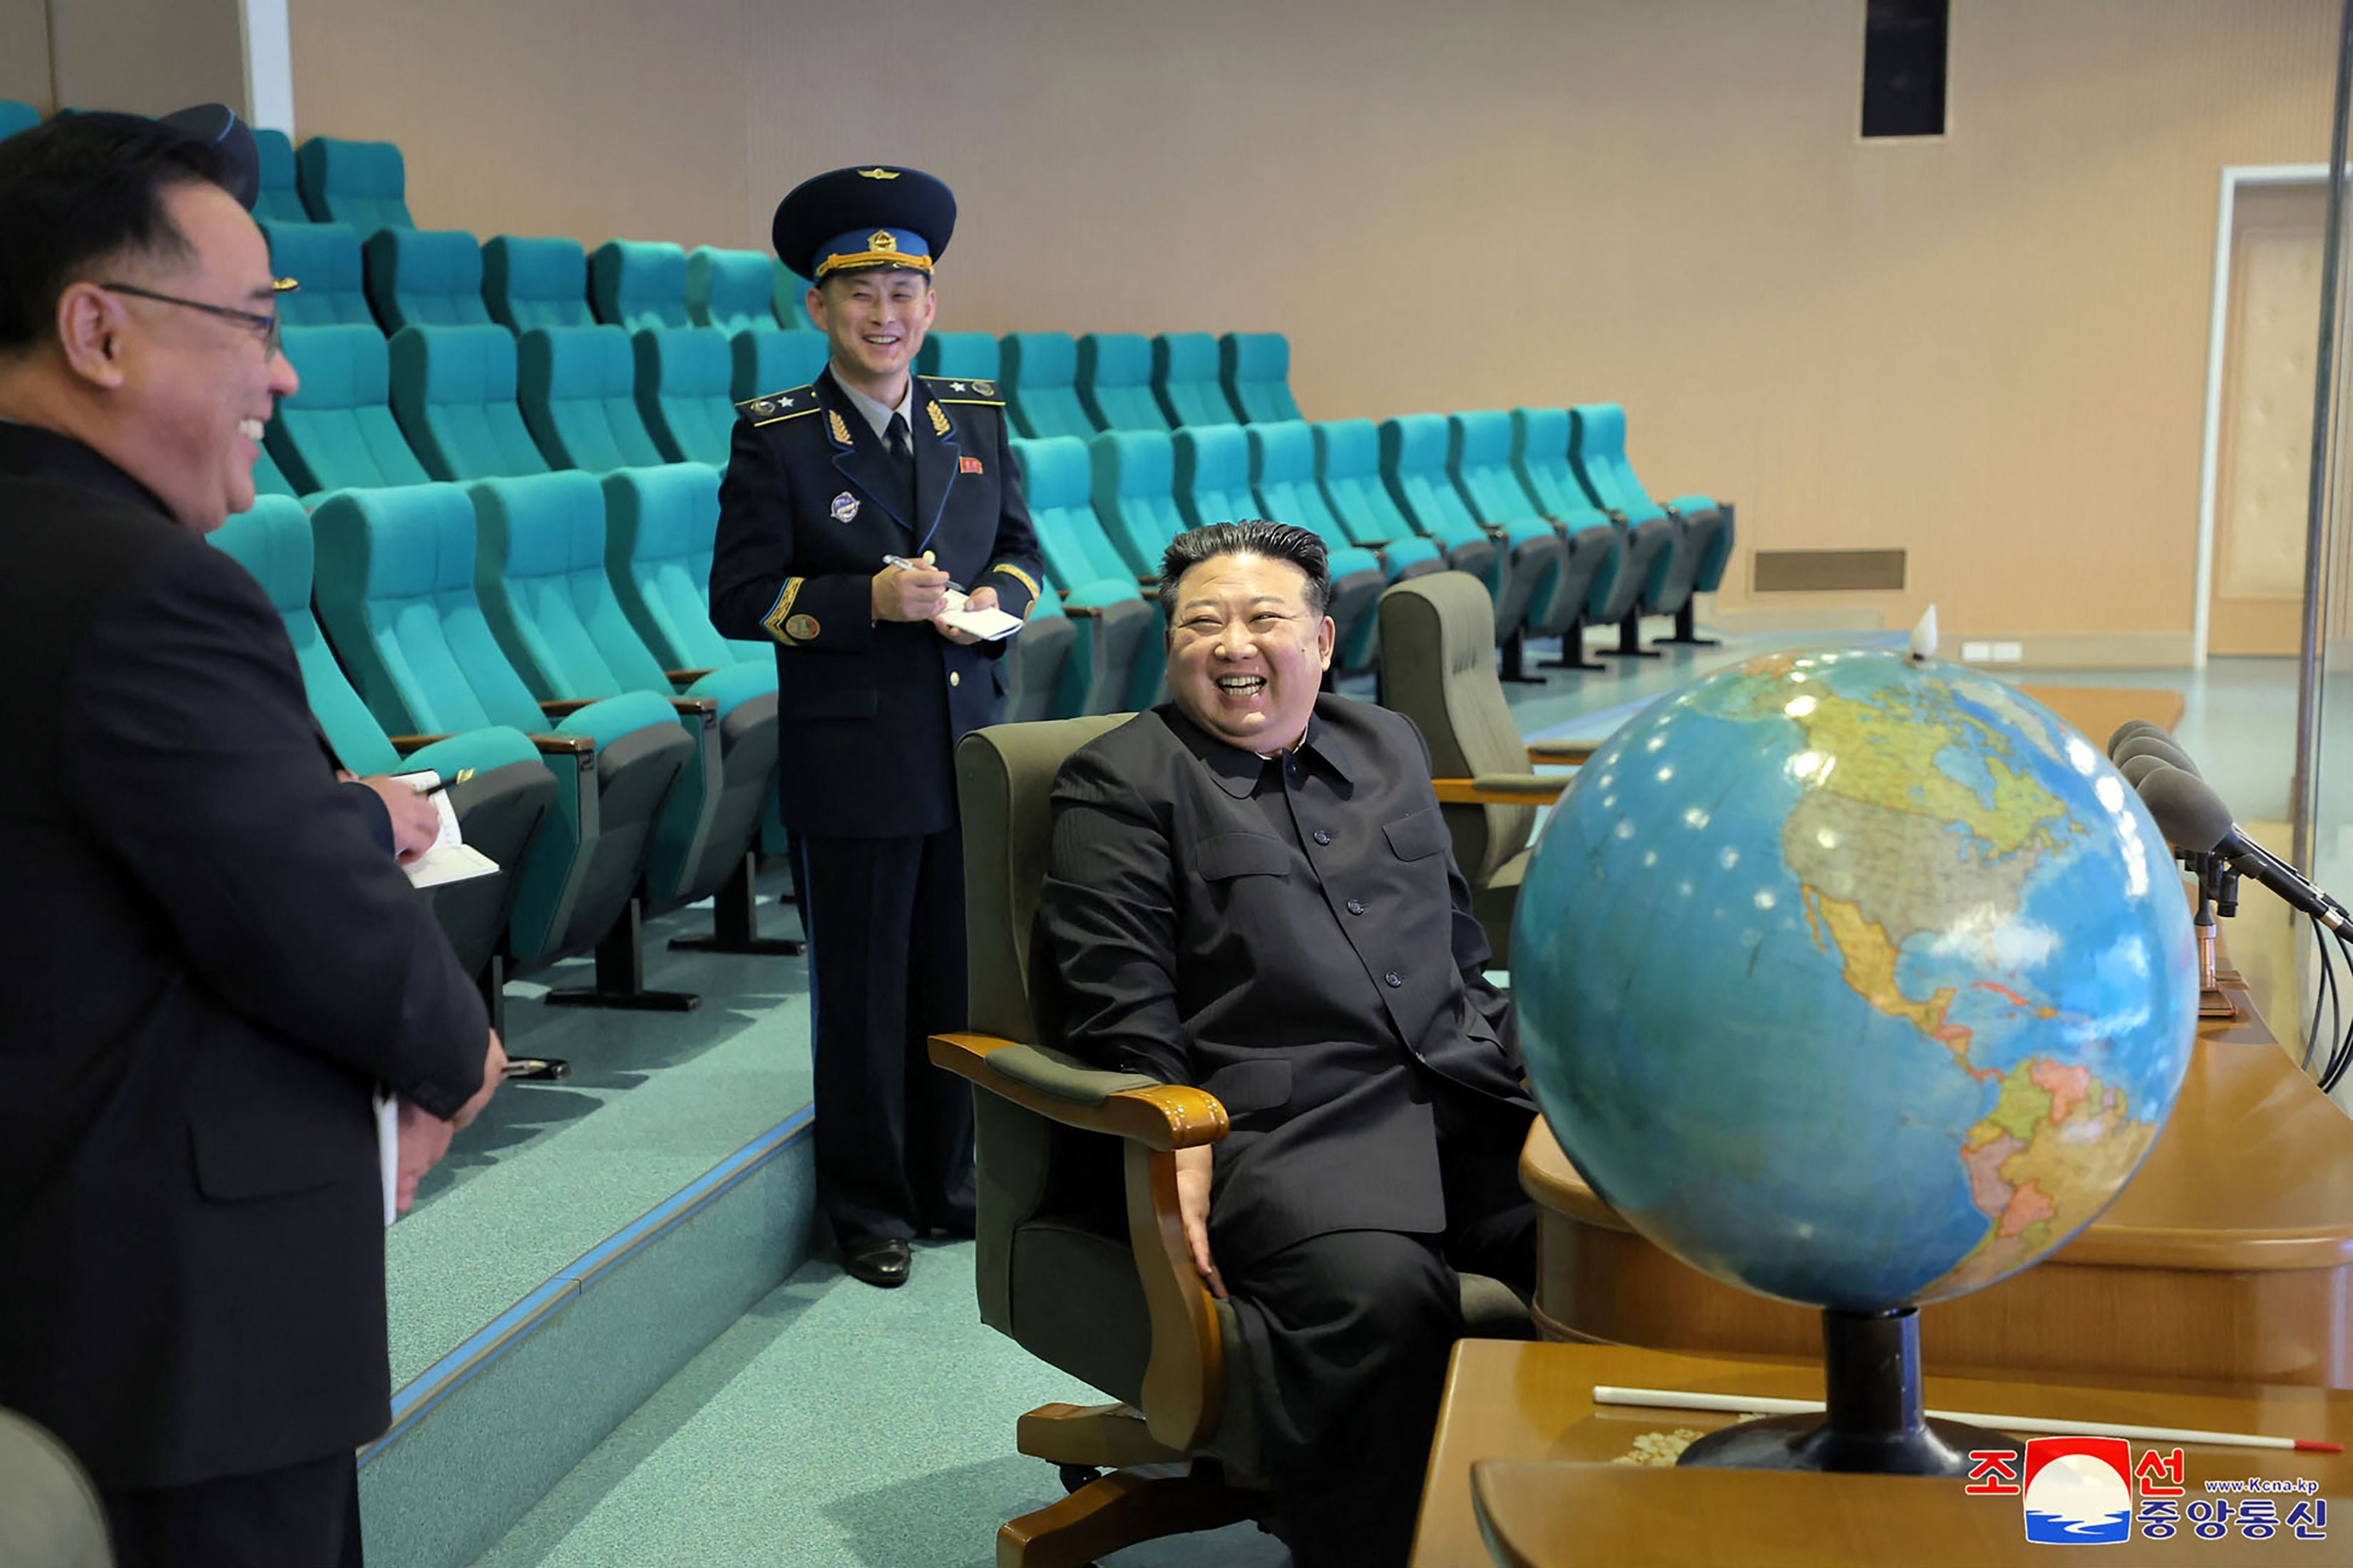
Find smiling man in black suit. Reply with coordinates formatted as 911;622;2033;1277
0;111;503;1568
1034;522;1539;1568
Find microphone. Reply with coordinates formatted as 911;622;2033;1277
2136;767;2349;931
2117;753;2179;790
2108;719;2174;758
2113;734;2200;775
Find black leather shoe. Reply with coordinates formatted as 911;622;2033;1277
842;1237;912;1288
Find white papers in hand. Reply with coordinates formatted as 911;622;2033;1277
938;605;1025;642
390;771;501;888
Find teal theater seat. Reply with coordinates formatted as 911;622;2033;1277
590;240;691;332
311;481;698;1005
771;260;817;331
210;496;559;1008
632;327;737;466
1220;332;1303;424
0;100;39;140
917;332;1000;382
732;329;829;403
1152;333;1241;427
365;227;492;332
471;471;784;961
389;324;551;481
1447;410;1574;677
1000;333;1096;439
1375;414;1514;618
687;247;781;335
1567;402;1724;653
1076;333;1167;431
261;221;372;326
1244;421;1391;673
483;235;592;332
1302;419;1447;584
294;136;412;233
1509;406;1629;672
252;128;308;225
517;326;667;471
269;325;433;495
1172;424;1380;677
1009;435;1161;717
1085;428;1188;580
1000;583;1076;725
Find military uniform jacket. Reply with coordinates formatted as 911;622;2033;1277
1034;695;1532;1272
0;424;488;1488
709;367;1045;839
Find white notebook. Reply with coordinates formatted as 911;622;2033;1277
390;771;500;888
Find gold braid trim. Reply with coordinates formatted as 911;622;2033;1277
762;577;806;646
987;563;1042;605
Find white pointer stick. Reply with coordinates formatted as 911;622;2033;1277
1592;1386;2343;1454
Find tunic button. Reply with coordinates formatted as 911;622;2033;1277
948;671;961;687
1346;899;1366;915
1313;829;1333;846
1385;970;1403;988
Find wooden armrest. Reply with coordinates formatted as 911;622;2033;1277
1432;774;1568;805
671;695;719;719
665;667;715;685
539;697;596;718
1526;740;1596;766
928;1033;1227;1150
527;732;595;757
382;733;457;754
1062;604;1102;620
1137;580;1162;600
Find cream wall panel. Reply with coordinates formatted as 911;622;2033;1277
0;0;54;110
49;0;247;116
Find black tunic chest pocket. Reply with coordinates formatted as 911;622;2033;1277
1382;805;1449;861
1195;831;1291;881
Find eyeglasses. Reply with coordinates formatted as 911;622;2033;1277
95;277;300;354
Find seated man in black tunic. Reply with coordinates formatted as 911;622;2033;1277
1034;521;1537;1568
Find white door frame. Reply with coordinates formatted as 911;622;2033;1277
2194;163;2332;668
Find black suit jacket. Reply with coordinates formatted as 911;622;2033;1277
709;367;1046;839
1035;695;1529;1271
0;424;487;1488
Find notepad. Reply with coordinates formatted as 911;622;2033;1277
389;771;501;888
938;604;1025;642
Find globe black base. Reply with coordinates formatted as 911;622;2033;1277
1675;1305;2021;1477
1678;1411;2017;1477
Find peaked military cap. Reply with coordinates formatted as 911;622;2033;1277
771;165;956;283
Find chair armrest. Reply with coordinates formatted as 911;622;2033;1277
928;1033;1227;1151
528;733;595;757
665;667;716;685
671;695;719;719
1431;774;1567;805
933;1031;1231;1449
1062;604;1102;620
539;697;597;719
1137;580;1162;599
1526;739;1596;766
382;733;458;754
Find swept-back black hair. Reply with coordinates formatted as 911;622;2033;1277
1158;520;1332;620
0;113;234;352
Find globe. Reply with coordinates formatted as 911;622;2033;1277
1512;647;2200;1313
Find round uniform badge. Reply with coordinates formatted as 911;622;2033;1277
830;491;860;523
972;379;998;398
752;399;776;416
786;613;821;642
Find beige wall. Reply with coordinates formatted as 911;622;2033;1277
0;0;54;110
48;0;248;118
288;0;2337;653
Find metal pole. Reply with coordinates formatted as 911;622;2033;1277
2293;0;2353;872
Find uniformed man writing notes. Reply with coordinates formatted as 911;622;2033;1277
1035;522;1539;1568
709;166;1043;1289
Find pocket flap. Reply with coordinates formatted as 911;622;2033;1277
1196;831;1291;881
1383;805;1450;861
1200;1059;1293;1116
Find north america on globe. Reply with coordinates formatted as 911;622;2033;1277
1515;647;2198;1311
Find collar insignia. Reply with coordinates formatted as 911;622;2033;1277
827;409;852;445
928;400;950;436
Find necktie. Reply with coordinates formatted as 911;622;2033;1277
886;411;912;465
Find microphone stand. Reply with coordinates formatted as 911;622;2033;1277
2180;851;2243;1020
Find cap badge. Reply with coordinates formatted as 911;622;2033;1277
856;168;900;180
831;491;861;523
868;230;898;253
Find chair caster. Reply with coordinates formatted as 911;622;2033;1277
1058;1464;1102;1495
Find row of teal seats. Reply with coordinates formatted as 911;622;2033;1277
211;463;794;1013
0;111;399;232
917;330;1300;438
259;222;821;342
259;321;835;493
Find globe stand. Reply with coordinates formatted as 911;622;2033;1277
1677;1307;2019;1476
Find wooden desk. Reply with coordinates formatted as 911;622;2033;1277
2016;684;2186;744
1413;1340;2351;1567
1525;980;2353;1387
